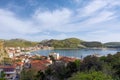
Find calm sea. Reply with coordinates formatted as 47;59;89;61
31;48;120;58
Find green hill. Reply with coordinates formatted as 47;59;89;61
104;42;120;48
4;39;38;47
39;38;84;48
39;38;103;49
81;41;103;48
2;38;119;48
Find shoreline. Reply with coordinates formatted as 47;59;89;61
46;47;120;50
30;47;120;51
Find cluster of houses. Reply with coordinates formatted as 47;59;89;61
5;46;54;58
0;45;77;80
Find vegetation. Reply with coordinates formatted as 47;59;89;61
0;41;8;63
69;71;113;80
1;57;13;65
69;52;120;80
20;52;120;80
81;41;103;48
2;38;120;48
44;38;83;48
0;71;6;80
40;38;120;48
20;69;36;80
39;38;103;48
4;39;38;47
104;42;120;48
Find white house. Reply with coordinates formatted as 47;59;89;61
49;52;60;60
8;53;14;58
0;66;16;80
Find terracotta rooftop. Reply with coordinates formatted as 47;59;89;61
0;65;16;72
59;56;77;63
31;60;51;71
0;65;15;68
15;62;23;66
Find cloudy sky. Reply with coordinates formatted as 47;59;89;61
0;0;120;42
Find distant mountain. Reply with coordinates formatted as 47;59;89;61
39;38;103;48
104;42;120;48
1;38;120;48
39;38;83;48
81;41;103;48
3;38;38;47
9;38;28;42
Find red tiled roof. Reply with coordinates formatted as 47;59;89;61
0;65;15;69
15;62;23;66
0;65;15;72
31;60;50;71
59;56;77;63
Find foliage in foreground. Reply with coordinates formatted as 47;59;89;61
20;52;120;80
68;71;113;80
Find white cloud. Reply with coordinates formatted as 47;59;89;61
0;9;40;34
86;32;120;42
84;10;116;24
83;0;107;15
0;0;120;42
89;30;108;34
0;8;71;40
33;8;72;30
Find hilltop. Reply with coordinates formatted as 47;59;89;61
3;38;38;47
104;42;120;48
1;38;120;48
39;38;103;49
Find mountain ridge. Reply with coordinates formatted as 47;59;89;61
1;38;120;48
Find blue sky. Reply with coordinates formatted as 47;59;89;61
0;0;120;42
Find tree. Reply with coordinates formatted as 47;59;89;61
74;60;81;71
0;41;4;62
20;69;36;80
80;55;102;71
36;70;45;80
44;68;53;80
68;71;113;80
67;62;77;73
49;55;56;63
47;61;68;80
0;71;5;80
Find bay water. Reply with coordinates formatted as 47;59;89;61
32;48;120;58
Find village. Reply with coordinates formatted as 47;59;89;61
0;43;78;80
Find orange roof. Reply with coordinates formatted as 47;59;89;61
15;62;23;66
31;60;50;71
0;65;15;69
59;56;77;63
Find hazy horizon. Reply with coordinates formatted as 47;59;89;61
0;0;120;42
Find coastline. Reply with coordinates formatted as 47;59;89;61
30;47;120;51
53;47;120;50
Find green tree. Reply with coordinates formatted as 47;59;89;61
74;60;81;71
49;55;56;63
67;62;77;73
36;70;45;80
68;71;113;80
80;55;102;71
0;71;6;80
20;69;36;80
